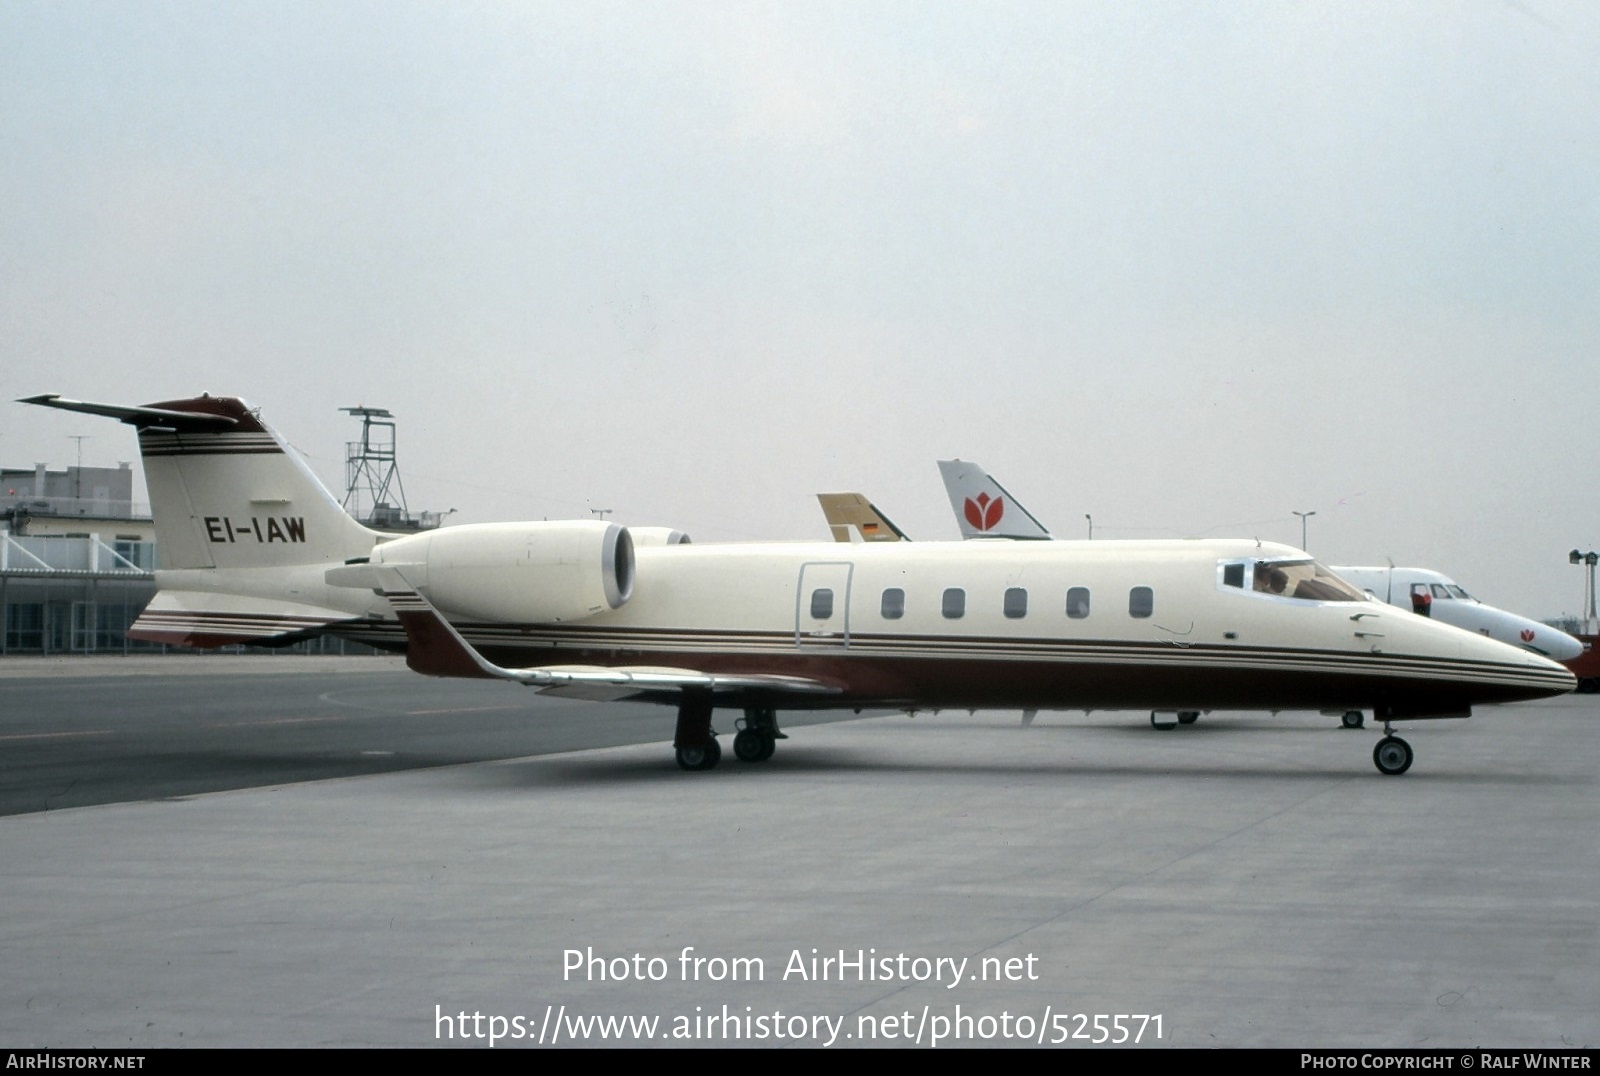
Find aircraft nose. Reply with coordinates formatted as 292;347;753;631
1539;629;1586;664
1512;619;1585;662
1452;628;1578;698
1515;648;1579;695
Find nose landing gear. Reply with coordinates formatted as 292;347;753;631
1372;733;1414;776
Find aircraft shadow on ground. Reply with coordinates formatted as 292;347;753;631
455;742;1586;790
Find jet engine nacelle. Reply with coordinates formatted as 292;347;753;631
370;520;633;623
628;526;691;547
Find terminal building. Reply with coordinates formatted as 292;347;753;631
1;462;158;654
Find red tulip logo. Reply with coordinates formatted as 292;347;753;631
1520;628;1535;642
964;492;1005;531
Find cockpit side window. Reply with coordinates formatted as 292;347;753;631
1253;564;1290;595
1431;584;1452;600
1250;559;1366;602
1448;585;1473;600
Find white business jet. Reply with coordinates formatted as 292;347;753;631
21;394;1574;776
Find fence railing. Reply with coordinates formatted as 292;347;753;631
1;534;155;574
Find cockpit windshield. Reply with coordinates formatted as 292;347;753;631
1248;559;1368;602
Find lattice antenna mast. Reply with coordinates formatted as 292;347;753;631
340;406;408;524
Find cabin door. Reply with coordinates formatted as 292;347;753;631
795;562;854;648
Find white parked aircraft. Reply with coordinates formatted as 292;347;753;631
1323;567;1582;663
21;394;1575;776
926;460;1582;665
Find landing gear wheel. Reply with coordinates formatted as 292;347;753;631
1150;712;1177;731
734;728;775;763
1342;710;1365;730
1177;711;1200;725
676;739;722;772
1373;736;1413;776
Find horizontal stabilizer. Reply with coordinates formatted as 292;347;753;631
130;590;358;647
19;394;239;432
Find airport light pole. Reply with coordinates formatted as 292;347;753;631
1570;549;1598;634
1293;510;1316;552
1085;514;1093;540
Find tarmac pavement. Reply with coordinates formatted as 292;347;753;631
0;673;1595;1049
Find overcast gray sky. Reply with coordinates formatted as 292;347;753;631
4;1;1597;618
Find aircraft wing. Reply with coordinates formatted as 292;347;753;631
370;565;840;702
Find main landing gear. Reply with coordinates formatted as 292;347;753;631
674;697;786;771
1150;711;1202;730
1341;710;1365;729
675;740;721;771
733;707;785;763
673;691;720;771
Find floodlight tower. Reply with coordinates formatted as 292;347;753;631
1571;549;1599;635
341;406;409;529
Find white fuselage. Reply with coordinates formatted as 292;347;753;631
342;535;1574;715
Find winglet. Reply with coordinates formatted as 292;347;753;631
375;566;522;681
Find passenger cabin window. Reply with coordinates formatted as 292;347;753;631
810;589;834;619
1129;586;1154;618
881;588;905;620
942;588;966;619
1066;587;1090;619
1004;587;1027;619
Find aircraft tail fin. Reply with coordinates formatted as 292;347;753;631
936;459;1053;540
20;394;380;571
19;394;381;646
815;492;911;543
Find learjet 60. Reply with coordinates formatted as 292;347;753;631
21;394;1575;776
